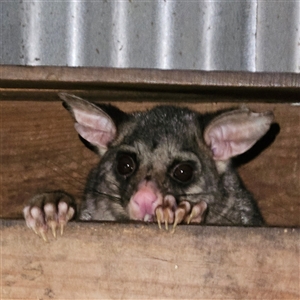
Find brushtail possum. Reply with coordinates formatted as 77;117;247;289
24;93;274;240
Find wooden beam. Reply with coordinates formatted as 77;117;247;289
1;66;300;88
1;66;300;102
1;220;299;299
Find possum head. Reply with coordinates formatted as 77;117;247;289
60;93;273;224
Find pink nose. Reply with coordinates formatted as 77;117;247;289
132;186;157;215
128;181;162;221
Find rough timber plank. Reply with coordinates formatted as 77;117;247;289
1;66;300;102
1;221;299;300
1;65;300;89
1;100;299;226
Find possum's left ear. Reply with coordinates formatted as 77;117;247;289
204;108;274;161
59;93;122;155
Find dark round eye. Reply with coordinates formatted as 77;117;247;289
117;154;136;177
173;163;194;183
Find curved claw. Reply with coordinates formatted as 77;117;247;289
172;201;191;233
155;194;175;231
50;223;57;238
163;206;174;231
60;223;65;236
157;219;162;230
171;209;185;234
173;209;185;229
156;198;207;232
40;231;49;243
155;206;164;229
186;201;207;224
165;221;169;231
31;227;39;235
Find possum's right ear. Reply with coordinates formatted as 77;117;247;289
59;93;123;155
203;107;274;161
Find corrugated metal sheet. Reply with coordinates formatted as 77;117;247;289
1;1;299;72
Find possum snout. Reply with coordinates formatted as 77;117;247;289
128;180;163;221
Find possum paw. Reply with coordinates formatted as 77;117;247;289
155;195;177;230
155;196;207;232
23;191;76;242
172;200;207;232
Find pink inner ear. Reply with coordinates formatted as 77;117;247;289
72;107;117;150
210;134;257;161
74;124;115;149
73;109;116;137
204;109;274;161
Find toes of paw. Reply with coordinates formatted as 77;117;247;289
185;201;207;224
155;197;208;230
164;206;174;224
44;202;57;221
24;200;75;240
155;205;174;230
155;206;165;229
23;205;48;241
56;201;75;235
23;206;46;229
162;195;176;224
171;201;191;231
57;201;75;223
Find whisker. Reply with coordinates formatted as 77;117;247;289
88;175;132;196
174;191;219;197
207;207;237;225
173;192;237;225
93;189;122;202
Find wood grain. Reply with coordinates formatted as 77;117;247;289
1;65;300;88
1;100;299;226
1;66;300;102
1;220;299;299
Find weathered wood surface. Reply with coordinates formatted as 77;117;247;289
1;65;300;88
1;66;300;103
1;100;299;226
1;221;299;299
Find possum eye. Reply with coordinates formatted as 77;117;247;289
172;163;194;183
117;154;136;177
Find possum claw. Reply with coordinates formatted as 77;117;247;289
156;198;207;231
163;205;174;231
172;207;187;230
50;223;57;238
164;195;176;230
155;206;164;229
32;227;39;235
186;201;207;224
60;223;65;236
172;201;191;233
165;221;169;231
155;195;176;230
40;231;49;243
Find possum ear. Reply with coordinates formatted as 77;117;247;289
59;93;121;155
204;107;274;161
